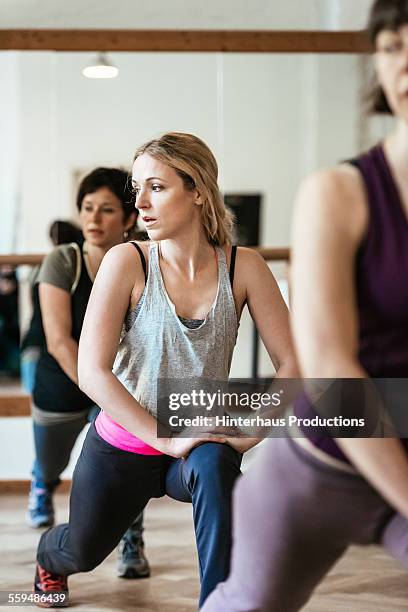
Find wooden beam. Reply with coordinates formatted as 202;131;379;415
0;29;370;53
0;480;71;494
0;248;290;266
0;254;44;266
256;247;290;262
0;395;31;417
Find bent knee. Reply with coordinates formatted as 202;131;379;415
73;552;105;573
188;442;241;482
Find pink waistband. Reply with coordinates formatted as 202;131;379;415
95;411;163;455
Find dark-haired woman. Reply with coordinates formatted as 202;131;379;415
203;1;408;610
21;220;83;395
27;168;150;579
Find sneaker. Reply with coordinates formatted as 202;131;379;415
117;529;150;579
26;481;55;529
34;562;69;608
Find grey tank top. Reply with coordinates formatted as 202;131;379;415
112;242;238;417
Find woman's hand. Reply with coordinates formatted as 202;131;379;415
159;419;240;458
162;422;262;457
164;434;227;459
224;437;263;453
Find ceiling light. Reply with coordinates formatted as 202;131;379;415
82;53;118;79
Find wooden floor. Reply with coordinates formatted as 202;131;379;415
1;492;407;611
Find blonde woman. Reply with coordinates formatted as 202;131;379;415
33;132;297;608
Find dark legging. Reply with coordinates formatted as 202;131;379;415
32;415;89;488
202;436;408;612
37;422;242;607
32;407;145;538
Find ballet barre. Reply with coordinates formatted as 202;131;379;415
1;247;290;268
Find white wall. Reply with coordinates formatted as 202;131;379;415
0;417;88;480
1;0;373;30
17;51;220;252
0;53;21;252
12;50;364;254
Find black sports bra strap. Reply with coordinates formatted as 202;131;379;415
229;245;237;289
130;242;147;282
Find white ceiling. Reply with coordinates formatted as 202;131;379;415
1;0;372;30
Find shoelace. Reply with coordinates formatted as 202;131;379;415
38;567;67;591
120;537;143;558
30;489;52;514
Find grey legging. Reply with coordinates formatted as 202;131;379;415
203;436;408;612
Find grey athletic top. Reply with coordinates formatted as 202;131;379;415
112;242;238;417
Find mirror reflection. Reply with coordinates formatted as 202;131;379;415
1;50;394;253
0;50;393;387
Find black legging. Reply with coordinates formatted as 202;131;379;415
37;422;241;606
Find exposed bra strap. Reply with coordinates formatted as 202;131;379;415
131;242;234;286
229;245;237;289
130;242;147;283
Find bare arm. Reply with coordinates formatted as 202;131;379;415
291;166;408;518
291;168;367;379
226;248;299;453
78;243;222;458
39;283;79;384
243;248;298;379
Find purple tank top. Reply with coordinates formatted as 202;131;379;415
296;144;408;460
355;145;408;376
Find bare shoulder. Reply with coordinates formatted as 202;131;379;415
98;241;148;286
235;246;265;270
222;244;264;266
131;239;151;259
294;164;368;242
298;163;366;202
222;245;266;281
228;247;274;305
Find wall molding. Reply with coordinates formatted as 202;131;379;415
0;396;30;416
0;247;289;268
0;480;71;494
0;29;370;53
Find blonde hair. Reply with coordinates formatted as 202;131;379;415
133;132;234;246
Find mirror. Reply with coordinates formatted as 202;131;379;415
0;50;394;384
1;50;393;254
